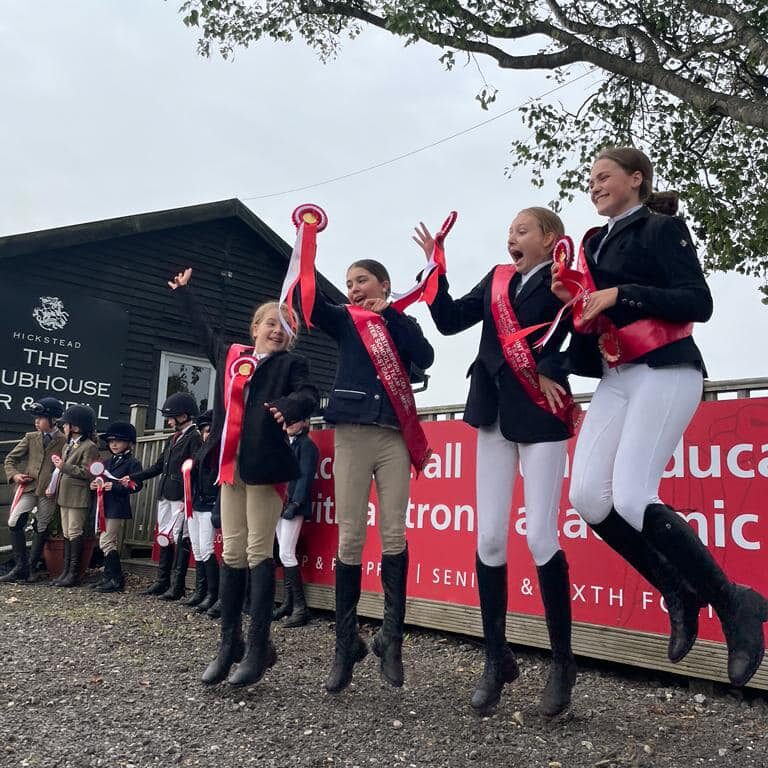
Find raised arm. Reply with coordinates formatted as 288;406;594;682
412;221;487;335
168;268;223;366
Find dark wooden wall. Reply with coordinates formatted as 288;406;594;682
0;216;341;439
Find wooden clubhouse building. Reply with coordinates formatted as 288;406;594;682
0;199;346;442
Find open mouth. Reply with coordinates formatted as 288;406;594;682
510;250;524;262
351;296;366;305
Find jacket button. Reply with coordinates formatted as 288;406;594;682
621;298;628;304
629;300;636;307
374;394;380;400
637;302;643;308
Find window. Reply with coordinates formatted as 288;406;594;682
155;352;216;429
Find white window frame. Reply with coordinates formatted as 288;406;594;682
155;351;217;429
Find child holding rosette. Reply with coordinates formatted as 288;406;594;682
169;267;319;688
308;262;434;693
553;146;767;687
413;207;578;717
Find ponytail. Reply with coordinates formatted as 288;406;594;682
645;191;679;216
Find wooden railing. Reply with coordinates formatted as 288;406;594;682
2;376;767;553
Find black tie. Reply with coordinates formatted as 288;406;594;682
43;433;51;448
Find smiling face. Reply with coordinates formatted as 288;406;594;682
589;158;643;218
251;307;290;354
346;266;390;306
507;212;557;274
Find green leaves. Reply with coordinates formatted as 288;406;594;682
176;0;768;299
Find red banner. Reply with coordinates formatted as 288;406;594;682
294;398;768;644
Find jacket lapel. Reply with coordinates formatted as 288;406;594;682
514;264;548;308
594;206;649;258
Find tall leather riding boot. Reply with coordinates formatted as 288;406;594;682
283;566;310;628
537;551;577;717
0;527;29;583
642;503;768;687
325;559;368;693
196;557;220;613
27;530;48;582
272;566;293;621
181;560;207;607
51;538;72;587
96;551;124;593
142;544;174;596
202;564;246;684
227;559;278;686
591;508;701;663
471;555;520;714
161;536;191;601
371;547;408;687
206;598;222;619
242;573;251;615
58;536;83;588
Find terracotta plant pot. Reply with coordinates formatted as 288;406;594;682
43;537;98;578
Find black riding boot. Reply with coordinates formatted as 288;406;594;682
58;536;83;588
196;557;220;613
591;508;701;663
284;566;310;628
272;566;293;621
51;538;72;586
142;544;174;596
0;527;29;583
642;503;768;687
537;551;577;717
26;530;48;582
325;559;368;693
161;536;191;601
471;555;520;714
97;551;125;593
206;598;222;619
371;547;408;687
227;559;278;686
202;564;246;684
181;561;207;607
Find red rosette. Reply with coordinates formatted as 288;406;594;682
552;235;574;277
598;330;622;364
435;210;458;245
291;203;328;232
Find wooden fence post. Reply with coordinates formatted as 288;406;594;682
129;404;148;437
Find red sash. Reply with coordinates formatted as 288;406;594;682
573;230;693;366
347;305;432;472
490;266;579;433
217;344;260;485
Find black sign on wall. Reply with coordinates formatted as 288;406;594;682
0;281;129;427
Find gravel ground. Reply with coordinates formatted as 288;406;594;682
1;572;768;768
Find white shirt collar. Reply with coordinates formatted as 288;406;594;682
607;204;644;232
519;259;549;287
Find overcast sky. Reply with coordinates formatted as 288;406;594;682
1;1;764;407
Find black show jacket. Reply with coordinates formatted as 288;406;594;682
567;207;713;378
177;286;319;485
101;452;143;520
429;265;572;444
286;430;320;521
133;426;201;501
311;292;434;428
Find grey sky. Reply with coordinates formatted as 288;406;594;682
1;1;764;408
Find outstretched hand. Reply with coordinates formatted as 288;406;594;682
168;268;192;290
412;222;434;260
